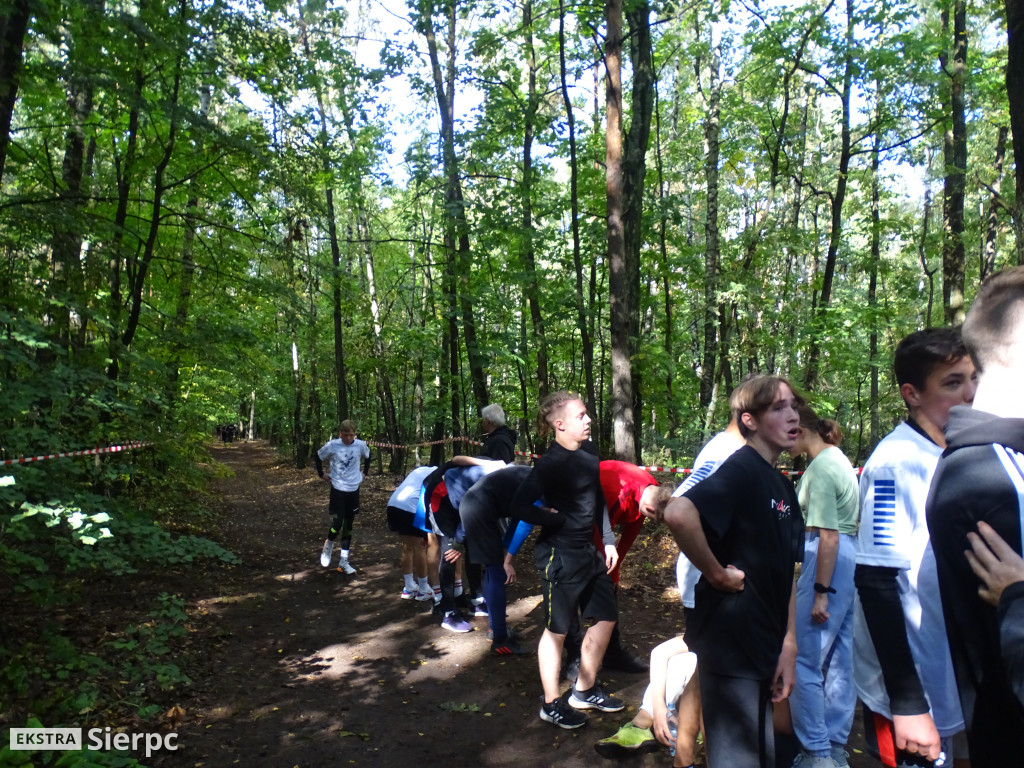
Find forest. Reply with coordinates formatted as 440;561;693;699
0;0;1020;737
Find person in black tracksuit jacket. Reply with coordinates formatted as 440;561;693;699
926;266;1024;768
478;403;517;464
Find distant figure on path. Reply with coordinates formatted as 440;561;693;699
316;420;371;574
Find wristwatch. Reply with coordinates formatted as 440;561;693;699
814;582;837;594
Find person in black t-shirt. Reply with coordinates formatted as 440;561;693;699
512;390;623;730
663;375;805;768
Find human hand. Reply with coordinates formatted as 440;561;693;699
504;560;517;584
442;547;462;564
892;713;941;761
811;593;830;623
771;638;797;702
651;705;674;747
966;521;1024;606
604;545;619;574
711;564;745;592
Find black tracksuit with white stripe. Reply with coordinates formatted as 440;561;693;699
927;405;1024;766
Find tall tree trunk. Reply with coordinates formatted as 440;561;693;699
698;8;723;436
621;0;654;462
941;0;968;324
803;0;853;391
417;0;488;416
106;10;144;382
869;85;882;453
115;9;185;379
292;341;306;468
606;0;633;461
521;0;548;397
920;192;938;327
166;62;212;407
0;0;30;188
297;4;348;423
360;211;403;470
50;0;103;349
981;126;1007;280
558;0;596;422
653;75;676;445
1005;0;1024;264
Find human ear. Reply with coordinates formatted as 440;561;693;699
740;411;758;433
899;382;920;408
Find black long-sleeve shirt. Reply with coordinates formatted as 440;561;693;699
511;441;613;549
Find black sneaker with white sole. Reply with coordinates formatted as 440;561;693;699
568;684;625;712
539;698;588;729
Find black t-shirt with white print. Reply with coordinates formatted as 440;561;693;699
683;444;804;680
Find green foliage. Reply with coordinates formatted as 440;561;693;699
107;594;193;692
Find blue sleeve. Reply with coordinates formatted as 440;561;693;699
504;520;534;555
413;485;431;533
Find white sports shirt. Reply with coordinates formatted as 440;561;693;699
318;438;371;492
853;421;964;736
673;430;746;609
388;466;436;514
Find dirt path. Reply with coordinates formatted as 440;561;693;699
149;441;874;768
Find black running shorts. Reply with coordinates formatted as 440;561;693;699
535;541;618;634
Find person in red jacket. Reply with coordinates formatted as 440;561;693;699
563;460;673;678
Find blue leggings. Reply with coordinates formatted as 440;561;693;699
483;564;508;638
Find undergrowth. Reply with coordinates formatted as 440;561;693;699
0;446;237;759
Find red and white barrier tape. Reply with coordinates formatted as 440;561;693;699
1;441;151;467
353;435;867;477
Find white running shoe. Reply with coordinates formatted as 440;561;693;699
336;557;356;575
320;539;334;567
414;587;434;602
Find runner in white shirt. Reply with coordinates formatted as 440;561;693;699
316;419;371;574
853;328;976;768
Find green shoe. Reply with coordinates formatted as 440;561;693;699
594;722;659;758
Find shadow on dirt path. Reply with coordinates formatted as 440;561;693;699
148;441;874;768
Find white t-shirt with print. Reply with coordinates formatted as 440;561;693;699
318;438;370;492
388;466;436;514
673;430;746;609
853;421;964;736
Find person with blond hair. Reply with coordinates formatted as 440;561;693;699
316;420;371;574
512;390;623;730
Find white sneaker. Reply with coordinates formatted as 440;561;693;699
320;539;334;567
414;587;434;602
792;753;839;768
336;557;356;575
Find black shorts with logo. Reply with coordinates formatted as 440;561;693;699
535;541;618;634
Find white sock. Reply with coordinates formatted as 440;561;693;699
403;573;416;591
417;577;431;593
433;585;441;603
454;579;463;597
341;549;350;561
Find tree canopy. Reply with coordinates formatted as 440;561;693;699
1;0;1019;473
